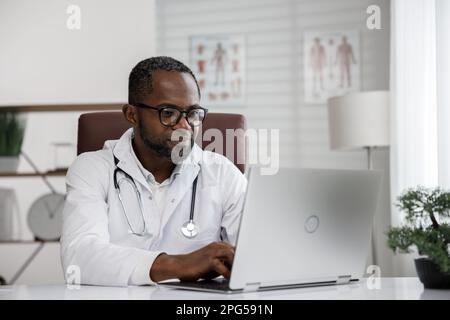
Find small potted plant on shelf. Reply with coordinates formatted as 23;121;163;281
387;186;450;289
0;112;26;172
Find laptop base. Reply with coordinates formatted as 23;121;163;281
158;278;360;294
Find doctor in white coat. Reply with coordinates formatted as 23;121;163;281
61;57;247;287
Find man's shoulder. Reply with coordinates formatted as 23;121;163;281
197;149;245;178
67;149;113;177
74;148;113;165
200;149;235;167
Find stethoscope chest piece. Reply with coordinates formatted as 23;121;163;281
114;153;202;239
181;220;199;238
180;174;200;238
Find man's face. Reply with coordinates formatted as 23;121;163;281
135;70;200;161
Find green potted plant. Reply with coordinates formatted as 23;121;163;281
387;186;450;289
0;112;26;172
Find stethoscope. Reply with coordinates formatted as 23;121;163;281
113;155;200;238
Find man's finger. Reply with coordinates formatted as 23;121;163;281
211;258;231;279
214;248;234;266
213;241;235;252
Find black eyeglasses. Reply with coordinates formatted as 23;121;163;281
134;103;208;127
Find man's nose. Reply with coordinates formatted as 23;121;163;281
173;114;191;130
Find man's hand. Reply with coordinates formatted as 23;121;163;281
150;242;235;282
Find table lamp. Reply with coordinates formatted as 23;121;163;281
327;90;390;266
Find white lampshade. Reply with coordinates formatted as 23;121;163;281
327;91;390;150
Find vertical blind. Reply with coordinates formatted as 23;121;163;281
155;0;390;169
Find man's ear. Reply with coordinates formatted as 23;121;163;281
122;104;138;126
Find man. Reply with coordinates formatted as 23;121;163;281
309;37;326;93
211;42;227;86
336;36;357;88
61;56;247;286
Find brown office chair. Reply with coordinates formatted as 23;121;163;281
77;112;247;173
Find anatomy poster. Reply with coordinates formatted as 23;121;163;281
190;34;245;107
303;30;360;104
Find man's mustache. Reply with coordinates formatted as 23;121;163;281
169;129;194;143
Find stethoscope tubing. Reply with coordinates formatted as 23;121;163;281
113;155;199;238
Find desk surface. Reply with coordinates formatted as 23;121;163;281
1;278;449;300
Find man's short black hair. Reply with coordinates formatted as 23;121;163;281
128;56;201;105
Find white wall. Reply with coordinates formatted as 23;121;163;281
0;0;398;283
0;0;156;284
0;0;156;241
156;0;395;275
0;243;64;285
0;0;156;105
155;0;390;168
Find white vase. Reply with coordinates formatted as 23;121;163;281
0;188;21;241
0;156;20;173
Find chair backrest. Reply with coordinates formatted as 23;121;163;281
77;112;247;173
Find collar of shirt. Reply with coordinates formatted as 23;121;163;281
110;128;202;193
129;138;182;188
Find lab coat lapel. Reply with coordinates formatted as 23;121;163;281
159;145;202;233
111;128;150;194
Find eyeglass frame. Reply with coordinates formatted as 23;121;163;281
133;102;208;128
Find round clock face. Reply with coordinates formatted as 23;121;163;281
27;193;65;241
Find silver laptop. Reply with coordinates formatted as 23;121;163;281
158;167;383;293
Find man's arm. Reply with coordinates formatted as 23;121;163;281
61;153;164;286
150;242;235;282
61;153;236;285
150;159;246;283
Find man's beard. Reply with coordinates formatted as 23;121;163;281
138;118;194;162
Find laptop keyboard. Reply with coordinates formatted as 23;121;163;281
165;278;232;291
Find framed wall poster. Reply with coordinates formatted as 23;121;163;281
189;34;245;107
303;30;360;104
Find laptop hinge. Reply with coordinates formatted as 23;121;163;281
336;275;352;285
244;282;261;292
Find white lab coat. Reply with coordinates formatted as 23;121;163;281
60;128;247;287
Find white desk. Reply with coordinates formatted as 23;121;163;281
0;278;449;300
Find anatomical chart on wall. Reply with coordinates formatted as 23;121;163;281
190;34;245;107
303;30;360;104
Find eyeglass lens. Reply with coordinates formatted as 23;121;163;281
160;107;205;127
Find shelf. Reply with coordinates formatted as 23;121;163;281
0;241;59;244
0;103;123;112
0;170;67;177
